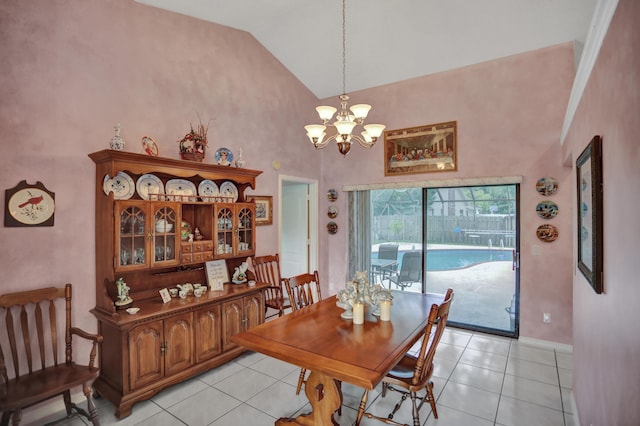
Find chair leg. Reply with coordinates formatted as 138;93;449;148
63;390;73;416
426;380;438;419
1;411;12;426
10;409;21;426
83;383;100;426
295;368;307;395
409;391;420;426
355;389;368;426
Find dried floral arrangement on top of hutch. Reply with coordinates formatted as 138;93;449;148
89;150;267;418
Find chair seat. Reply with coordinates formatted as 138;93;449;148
0;364;98;410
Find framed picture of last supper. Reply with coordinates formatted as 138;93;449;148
384;121;457;176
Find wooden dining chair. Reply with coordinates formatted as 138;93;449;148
252;254;291;317
284;271;323;395
357;288;454;426
0;283;103;426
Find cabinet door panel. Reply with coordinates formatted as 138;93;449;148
244;293;264;330
195;305;222;362
129;322;163;390
222;300;243;351
164;313;194;377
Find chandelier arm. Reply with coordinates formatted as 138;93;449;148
353;135;376;149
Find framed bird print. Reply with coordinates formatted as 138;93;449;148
5;180;55;227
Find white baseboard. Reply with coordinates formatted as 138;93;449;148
518;336;573;353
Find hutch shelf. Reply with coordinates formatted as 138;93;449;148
89;150;266;418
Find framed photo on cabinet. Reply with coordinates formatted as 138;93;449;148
247;195;273;225
576;135;603;294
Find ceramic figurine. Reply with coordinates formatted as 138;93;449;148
115;277;133;309
110;123;126;151
235;148;246;168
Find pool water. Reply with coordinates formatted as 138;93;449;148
425;249;512;271
379;249;512;271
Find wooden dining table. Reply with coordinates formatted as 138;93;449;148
231;290;445;425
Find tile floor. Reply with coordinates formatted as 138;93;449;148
22;328;574;426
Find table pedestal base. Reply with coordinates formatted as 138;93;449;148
276;370;341;426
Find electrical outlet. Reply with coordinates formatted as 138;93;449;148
543;313;551;323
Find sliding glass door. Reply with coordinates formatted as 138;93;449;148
368;184;519;337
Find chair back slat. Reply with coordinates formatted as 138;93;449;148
5;309;19;379
285;271;322;311
412;288;453;385
35;302;46;369
253;254;282;286
20;306;35;374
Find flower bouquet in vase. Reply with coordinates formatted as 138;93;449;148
178;121;208;162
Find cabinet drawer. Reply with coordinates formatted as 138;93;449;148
193;242;204;252
181;243;193;254
182;253;193;263
203;252;214;261
192;252;204;262
203;241;214;251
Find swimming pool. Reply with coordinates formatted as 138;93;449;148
378;249;512;271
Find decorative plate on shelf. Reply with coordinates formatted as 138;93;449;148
166;179;197;201
103;172;135;200
220;181;238;202
198;180;219;197
136;174;164;200
215;148;233;166
141;136;159;157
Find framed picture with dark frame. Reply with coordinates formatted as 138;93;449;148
384;121;457;176
247;195;273;226
576;135;603;294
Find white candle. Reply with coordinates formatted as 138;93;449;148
353;302;364;325
380;300;391;321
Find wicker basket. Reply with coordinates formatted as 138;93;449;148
180;151;205;162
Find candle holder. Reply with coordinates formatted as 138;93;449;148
336;271;393;320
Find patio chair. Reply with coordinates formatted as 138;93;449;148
388;251;422;290
376;243;399;283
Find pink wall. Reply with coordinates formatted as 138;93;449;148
563;0;640;424
317;44;577;344
0;0;319;356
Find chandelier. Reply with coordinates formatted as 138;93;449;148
304;0;385;156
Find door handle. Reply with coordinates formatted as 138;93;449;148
512;250;520;270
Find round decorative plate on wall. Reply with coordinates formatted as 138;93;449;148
536;224;558;242
327;189;338;202
327;222;338;234
328;205;338;218
535;200;559;219
535;177;558;196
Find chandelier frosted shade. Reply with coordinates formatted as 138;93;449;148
305;94;385;155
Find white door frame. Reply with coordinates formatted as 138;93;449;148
278;175;318;274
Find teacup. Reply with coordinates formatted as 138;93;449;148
179;290;188;299
169;288;179;297
194;288;204;297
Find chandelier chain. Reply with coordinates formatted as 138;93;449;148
342;0;346;95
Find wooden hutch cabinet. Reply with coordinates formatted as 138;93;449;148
89;150;267;418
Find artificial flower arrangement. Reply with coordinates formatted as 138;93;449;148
178;120;209;161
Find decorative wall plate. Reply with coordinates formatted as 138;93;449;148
327;221;338;234
103;172;135;200
220;181;238;202
535;177;558;196
198;180;219;197
5;180;56;227
536;224;558;242
328;205;338;218
535;200;559;219
327;189;338;202
136;174;164;200
215;148;233;166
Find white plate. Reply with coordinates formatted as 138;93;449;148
198;180;219;197
103;172;135;200
220;181;238;202
166;179;197;201
136;174;164;200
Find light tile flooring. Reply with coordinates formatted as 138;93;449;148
23;328;574;426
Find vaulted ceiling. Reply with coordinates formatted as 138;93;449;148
136;0;597;99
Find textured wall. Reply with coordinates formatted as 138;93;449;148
318;43;577;344
563;0;640;424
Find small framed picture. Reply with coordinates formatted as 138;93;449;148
159;288;171;304
247;195;273;226
205;260;228;291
